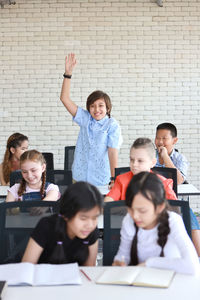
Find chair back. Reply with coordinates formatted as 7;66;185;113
0;200;59;264
152;167;177;196
10;170;22;187
64;146;75;171
103;201;127;266
103;199;191;266
115;167;130;178
46;170;72;196
42;152;54;170
168;199;191;238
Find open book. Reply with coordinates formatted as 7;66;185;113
0;262;82;286
96;266;175;288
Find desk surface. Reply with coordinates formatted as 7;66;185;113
0;185;9;196
4;266;200;300
178;184;200;196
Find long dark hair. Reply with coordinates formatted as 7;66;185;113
48;181;103;264
125;172;170;265
2;132;28;184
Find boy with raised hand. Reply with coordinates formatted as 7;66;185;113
155;122;200;256
155;122;188;185
104;138;177;203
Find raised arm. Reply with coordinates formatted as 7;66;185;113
60;53;78;117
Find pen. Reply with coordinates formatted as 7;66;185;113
80;269;92;281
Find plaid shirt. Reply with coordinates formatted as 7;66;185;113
155;149;189;181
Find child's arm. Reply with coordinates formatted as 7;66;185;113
83;240;98;266
6;191;16;202
158;146;184;184
104;196;114;202
60;53;78;117
108;147;118;184
22;238;43;264
43;190;60;201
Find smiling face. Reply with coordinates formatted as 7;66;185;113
66;206;101;239
10;140;29;161
128;192;164;230
129;147;156;175
89;98;107;121
155;129;178;155
21;160;46;189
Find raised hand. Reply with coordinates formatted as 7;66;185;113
158;146;168;159
65;53;77;76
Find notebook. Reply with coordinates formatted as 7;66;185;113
0;262;81;286
96;266;175;288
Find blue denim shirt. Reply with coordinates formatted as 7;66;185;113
72;107;122;186
155;149;189;181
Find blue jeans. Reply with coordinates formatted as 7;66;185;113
190;209;200;230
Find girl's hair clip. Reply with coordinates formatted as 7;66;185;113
57;241;63;245
58;214;62;217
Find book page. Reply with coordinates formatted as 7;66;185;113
96;267;141;285
33;263;82;286
133;267;175;288
0;263;34;286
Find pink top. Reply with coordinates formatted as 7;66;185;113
8;183;60;201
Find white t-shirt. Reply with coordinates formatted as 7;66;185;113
8;183;60;201
114;211;200;275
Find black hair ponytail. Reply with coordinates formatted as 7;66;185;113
48;215;67;264
129;224;139;265
157;210;170;256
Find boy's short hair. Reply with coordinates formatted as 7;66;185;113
131;138;156;159
156;123;177;138
86;90;112;117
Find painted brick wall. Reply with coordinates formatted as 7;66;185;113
0;0;200;209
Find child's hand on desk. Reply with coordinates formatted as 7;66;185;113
112;260;126;266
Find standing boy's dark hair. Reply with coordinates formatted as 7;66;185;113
48;181;103;265
86;90;112;118
156;123;177;138
125;172;170;266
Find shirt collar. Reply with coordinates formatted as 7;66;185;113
91;114;109;125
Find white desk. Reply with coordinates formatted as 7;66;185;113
98;183;200;197
4;266;200;300
97;185;109;196
178;184;200;196
0;185;9;196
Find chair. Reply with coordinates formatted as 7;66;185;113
115;167;130;178
0;200;59;264
103;199;191;266
103;201;127;266
10;170;22;187
168;199;191;238
42;152;54;170
152;167;177;196
46;170;72;196
64;146;75;171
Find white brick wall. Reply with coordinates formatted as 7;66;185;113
0;0;200;209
